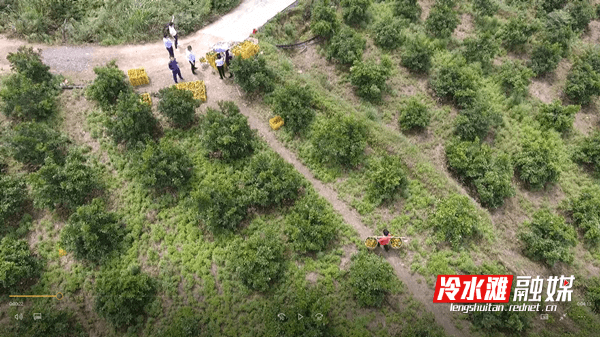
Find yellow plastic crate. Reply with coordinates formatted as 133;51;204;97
269;116;284;130
141;93;152;105
175;80;206;102
231;41;260;60
127;68;149;86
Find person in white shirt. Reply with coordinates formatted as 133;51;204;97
186;46;197;75
163;34;174;58
215;54;225;80
167;16;179;51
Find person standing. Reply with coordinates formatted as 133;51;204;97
167;16;179;51
225;49;233;78
163;34;174;58
186;46;197;75
215;54;225;80
377;229;392;251
169;57;184;83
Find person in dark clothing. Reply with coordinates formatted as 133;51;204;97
225;50;233;78
163;34;174;58
377;229;392;251
215;54;225;80
169;57;184;83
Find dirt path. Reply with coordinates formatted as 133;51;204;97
0;1;465;335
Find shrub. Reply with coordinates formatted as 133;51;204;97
564;59;600;105
399;97;430;131
430;193;481;248
392;0;422;22
519;209;576;266
2;305;88;337
470;290;531;333
0;237;39;292
566;0;595;31
472;0;499;17
311;0;340;38
230;54;277;94
540;0;567;13
212;0;240;13
567;186;600;245
429;52;480;108
0;175;28;226
327;26;366;65
269;82;316;134
446;138;514;209
453;94;502;141
194;168;248;232
528;41;562;76
425;3;460;39
130;139;193;192
245;151;304;207
157;86;200;128
543;10;574;54
535;100;579;132
29;150;102;212
349;252;395;307
6;46;53;84
515;125;563;190
587;277;600;314
497;60;534;100
160;307;202;337
231;226;285;292
500;14;539;52
201;101;254;161
401;32;435;73
105;91;157;146
0;73;59;121
372;18;405;51
349;57;392;101
86;61;132;110
94;268;156;328
60;198;123;263
366;155;409;204
2;122;70;169
309;114;368;167
462;31;500;69
284;193;339;253
574;131;600;176
341;0;372;26
265;285;331;336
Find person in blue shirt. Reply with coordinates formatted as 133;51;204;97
169;57;184;83
163;34;174;58
215;54;225;80
186;46;197;75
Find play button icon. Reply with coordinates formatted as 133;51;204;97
298;313;303;320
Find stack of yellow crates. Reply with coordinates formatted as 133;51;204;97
127;68;149;86
175;80;207;102
231;41;260;59
141;93;152;105
204;52;218;71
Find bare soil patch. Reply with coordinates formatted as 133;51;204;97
419;0;435;21
529;59;572;104
340;244;358;270
582;20;600;44
305;271;319;284
453;14;474;41
573;109;600;136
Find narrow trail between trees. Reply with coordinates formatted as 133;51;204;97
0;1;464;335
